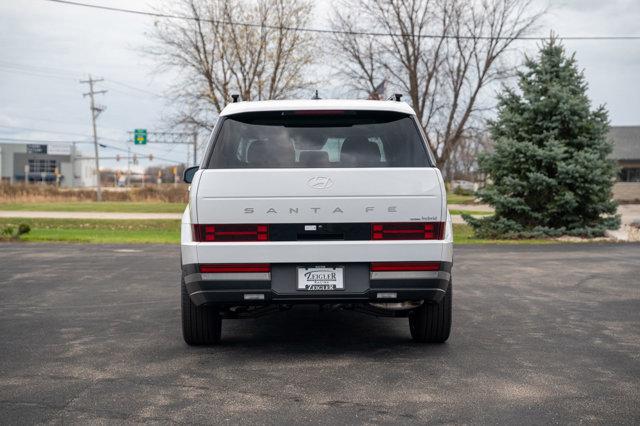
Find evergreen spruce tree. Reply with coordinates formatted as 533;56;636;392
465;37;620;238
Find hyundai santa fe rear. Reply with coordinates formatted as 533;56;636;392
180;99;453;345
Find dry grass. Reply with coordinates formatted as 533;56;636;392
0;183;189;203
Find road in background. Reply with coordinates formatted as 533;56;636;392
0;243;638;423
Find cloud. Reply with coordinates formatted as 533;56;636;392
1;0;639;173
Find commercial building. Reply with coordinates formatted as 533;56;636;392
0;142;96;187
609;126;640;201
609;126;640;181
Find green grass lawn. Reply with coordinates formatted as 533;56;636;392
0;201;185;213
449;209;492;216
0;218;180;244
452;224;556;245
1;218;558;245
446;193;476;205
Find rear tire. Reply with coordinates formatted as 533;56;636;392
409;279;452;343
181;275;221;345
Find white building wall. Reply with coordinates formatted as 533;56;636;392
0;144;27;184
76;157;97;188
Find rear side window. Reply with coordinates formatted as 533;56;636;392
206;110;431;168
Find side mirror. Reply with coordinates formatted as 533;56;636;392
183;166;199;184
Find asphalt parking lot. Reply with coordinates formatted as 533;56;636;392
0;243;638;424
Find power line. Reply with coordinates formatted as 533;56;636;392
2;114;88;126
4;123;148;147
0;125;131;145
0;125;93;138
0;66;75;82
97;142;182;164
0;122;189;154
0;138;182;164
127;131;198;164
0;60;78;77
0;60;167;98
43;0;640;41
107;80;165;98
0;137;185;164
0;137;81;143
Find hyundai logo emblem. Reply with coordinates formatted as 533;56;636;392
307;176;334;189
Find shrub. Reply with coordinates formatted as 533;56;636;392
0;223;31;241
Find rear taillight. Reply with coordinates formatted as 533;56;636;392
193;224;269;242
370;262;441;272
371;222;444;240
199;264;271;273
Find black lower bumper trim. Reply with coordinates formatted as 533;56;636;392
184;269;450;307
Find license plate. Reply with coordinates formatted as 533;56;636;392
297;266;344;291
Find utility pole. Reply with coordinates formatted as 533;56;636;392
70;142;76;187
81;75;107;201
127;146;131;188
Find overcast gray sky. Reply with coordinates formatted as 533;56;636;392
1;0;639;169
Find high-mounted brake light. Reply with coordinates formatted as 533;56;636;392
293;110;345;115
283;110;354;116
370;262;441;272
371;222;444;240
193;224;269;242
199;264;271;273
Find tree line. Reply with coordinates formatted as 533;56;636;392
148;0;542;174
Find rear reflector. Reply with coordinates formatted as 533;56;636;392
370;262;441;272
193;224;268;242
371;222;444;240
244;294;266;300
199;264;271;273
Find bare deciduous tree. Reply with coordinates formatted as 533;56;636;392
330;0;542;172
444;129;493;182
149;0;316;130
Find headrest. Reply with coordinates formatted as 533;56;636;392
299;150;330;167
247;140;270;165
247;139;295;166
340;136;381;166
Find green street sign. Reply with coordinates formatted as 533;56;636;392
134;129;147;145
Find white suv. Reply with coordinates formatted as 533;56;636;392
181;99;453;345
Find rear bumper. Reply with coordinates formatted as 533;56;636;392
182;262;451;306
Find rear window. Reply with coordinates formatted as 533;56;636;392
206;110;431;168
